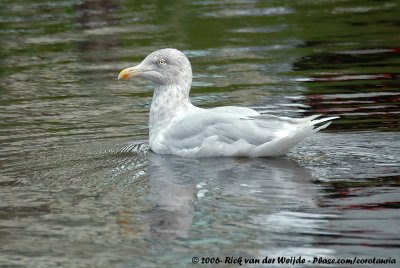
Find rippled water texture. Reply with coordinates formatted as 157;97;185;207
1;0;399;267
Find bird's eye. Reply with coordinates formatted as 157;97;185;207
158;59;166;65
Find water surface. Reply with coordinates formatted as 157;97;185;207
1;0;399;267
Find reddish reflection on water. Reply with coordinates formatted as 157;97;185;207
292;47;400;131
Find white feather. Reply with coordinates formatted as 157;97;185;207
124;48;338;158
150;104;338;157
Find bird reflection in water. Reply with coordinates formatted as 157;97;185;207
135;153;319;239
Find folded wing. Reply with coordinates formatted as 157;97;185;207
160;106;338;157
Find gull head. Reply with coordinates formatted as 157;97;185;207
118;48;192;86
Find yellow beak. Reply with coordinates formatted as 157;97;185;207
118;66;141;80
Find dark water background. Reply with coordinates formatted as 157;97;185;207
0;0;399;267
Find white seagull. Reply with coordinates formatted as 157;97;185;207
118;48;338;157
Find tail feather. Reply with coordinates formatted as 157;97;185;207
312;121;332;133
311;116;339;126
250;115;339;157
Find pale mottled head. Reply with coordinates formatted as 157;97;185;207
118;48;192;87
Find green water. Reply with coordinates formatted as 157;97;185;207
1;0;399;267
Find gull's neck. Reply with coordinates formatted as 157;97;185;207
149;82;193;135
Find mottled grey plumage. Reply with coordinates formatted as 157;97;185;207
118;48;338;157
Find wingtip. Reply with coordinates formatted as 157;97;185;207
311;116;339;125
313;121;332;132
